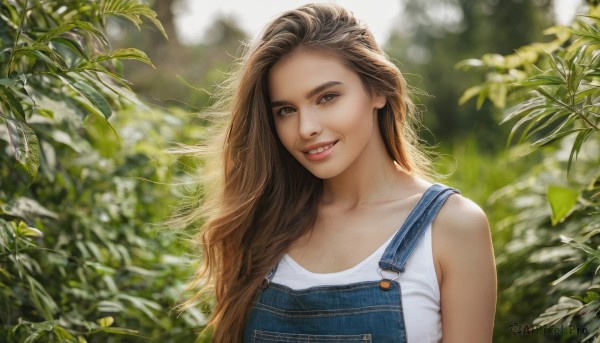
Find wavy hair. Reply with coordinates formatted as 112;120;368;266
174;3;432;342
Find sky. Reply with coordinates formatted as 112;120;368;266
173;0;582;46
174;0;400;45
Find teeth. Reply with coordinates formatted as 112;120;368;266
308;142;335;154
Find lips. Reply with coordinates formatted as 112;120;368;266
302;140;338;154
302;140;338;162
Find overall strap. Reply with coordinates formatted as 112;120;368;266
378;183;459;273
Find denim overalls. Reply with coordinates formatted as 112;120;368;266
243;183;459;342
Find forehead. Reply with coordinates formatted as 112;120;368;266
267;49;361;99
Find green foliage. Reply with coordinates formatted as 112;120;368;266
0;0;163;179
0;1;206;342
459;5;600;342
384;0;554;149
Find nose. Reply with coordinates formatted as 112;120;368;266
298;108;322;139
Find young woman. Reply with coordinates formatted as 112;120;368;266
181;3;497;342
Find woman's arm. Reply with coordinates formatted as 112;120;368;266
434;194;497;343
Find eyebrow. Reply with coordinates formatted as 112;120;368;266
270;81;342;108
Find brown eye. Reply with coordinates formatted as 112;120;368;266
278;107;296;116
320;93;338;103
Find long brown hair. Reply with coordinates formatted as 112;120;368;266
174;3;432;341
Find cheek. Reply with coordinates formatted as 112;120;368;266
274;121;295;152
329;97;373;132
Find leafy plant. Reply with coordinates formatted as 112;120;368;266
0;1;207;342
458;4;600;342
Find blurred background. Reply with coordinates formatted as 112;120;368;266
110;0;577;147
1;0;598;342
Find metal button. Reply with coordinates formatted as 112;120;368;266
379;279;392;290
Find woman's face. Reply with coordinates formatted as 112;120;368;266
268;49;386;179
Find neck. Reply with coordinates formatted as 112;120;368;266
321;124;416;210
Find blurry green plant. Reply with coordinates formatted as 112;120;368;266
458;4;599;342
0;1;208;342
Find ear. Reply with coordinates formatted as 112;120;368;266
371;90;386;109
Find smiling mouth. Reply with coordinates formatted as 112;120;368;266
305;141;338;155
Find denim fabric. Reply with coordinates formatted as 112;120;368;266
243;183;459;343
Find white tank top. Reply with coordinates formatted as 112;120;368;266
271;223;442;343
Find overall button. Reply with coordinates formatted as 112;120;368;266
379;279;393;290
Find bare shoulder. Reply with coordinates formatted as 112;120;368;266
435;192;490;240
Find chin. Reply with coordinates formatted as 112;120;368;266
303;165;344;180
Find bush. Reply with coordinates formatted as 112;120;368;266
0;1;205;341
459;4;600;341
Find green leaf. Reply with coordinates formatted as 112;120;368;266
536;87;571;112
51;37;89;60
1;115;40;182
518;75;564;87
488;83;507;108
530;127;581;148
525;112;574;146
97;316;114;328
547;185;579;225
0;266;10;279
454;58;484;70
0;196;59;219
458;85;483;106
578;14;600;21
35;22;81;43
97;300;125;313
533;296;583;327
476;89;487;110
37;20;109;48
24;328;50;343
116;293;162;324
15;221;43;239
481;53;506;68
568;129;593;174
524;110;572;144
27;276;58;321
0;219;14;251
501;97;545;124
575;87;598;102
89;48;154;67
65;79;112;119
78;67;133;90
92;327;140;336
51;325;76;341
0;85;27;122
551;260;588;285
13;43;69;70
100;0;168;40
560;235;598;257
584;291;600;303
